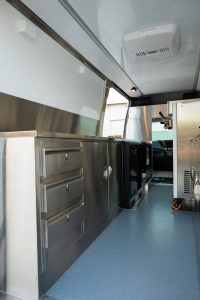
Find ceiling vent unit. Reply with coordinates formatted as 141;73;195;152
123;24;180;61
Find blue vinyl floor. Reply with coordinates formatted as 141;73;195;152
47;185;200;300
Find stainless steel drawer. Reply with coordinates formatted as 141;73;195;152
42;177;83;217
42;150;82;177
43;203;84;264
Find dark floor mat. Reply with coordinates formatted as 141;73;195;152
151;177;173;184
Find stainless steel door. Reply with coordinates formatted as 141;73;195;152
190;138;200;278
175;101;200;199
108;142;123;216
82;141;109;231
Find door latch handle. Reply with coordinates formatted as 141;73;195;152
103;165;112;180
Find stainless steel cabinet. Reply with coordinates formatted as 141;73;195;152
82;141;122;237
38;138;84;295
108;142;123;217
0;134;85;300
82;141;109;232
0;133;122;300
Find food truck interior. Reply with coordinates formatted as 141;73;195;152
1;0;200;299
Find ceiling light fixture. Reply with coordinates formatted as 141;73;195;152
131;87;138;92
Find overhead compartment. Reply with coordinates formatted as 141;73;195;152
18;0;138;96
0;1;106;124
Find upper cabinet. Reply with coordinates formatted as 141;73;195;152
20;0;138;96
1;1;106;121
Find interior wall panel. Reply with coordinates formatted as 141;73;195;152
1;1;105;120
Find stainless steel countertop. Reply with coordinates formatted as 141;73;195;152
0;130;119;142
0;130;146;144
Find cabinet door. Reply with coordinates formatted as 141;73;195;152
108;142;123;215
82;141;108;231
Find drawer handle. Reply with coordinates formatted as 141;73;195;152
66;184;69;191
65;153;69;160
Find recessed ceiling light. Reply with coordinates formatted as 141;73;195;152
131;87;138;92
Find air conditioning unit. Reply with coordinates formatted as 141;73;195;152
123;24;180;61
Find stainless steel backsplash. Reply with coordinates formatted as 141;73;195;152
0;92;99;135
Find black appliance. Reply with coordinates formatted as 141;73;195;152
152;140;173;171
122;141;141;208
139;142;152;181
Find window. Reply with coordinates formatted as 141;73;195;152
152;122;173;141
103;88;129;138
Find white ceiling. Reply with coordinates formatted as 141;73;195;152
66;0;200;96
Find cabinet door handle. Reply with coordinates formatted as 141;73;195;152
66;184;69;191
103;165;109;181
108;165;112;178
65;153;69;160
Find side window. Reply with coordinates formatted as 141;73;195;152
152;122;173;141
103;88;129;138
